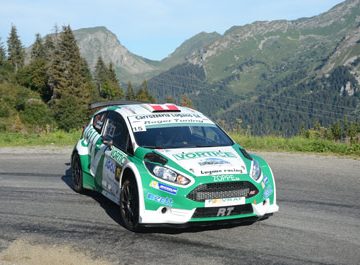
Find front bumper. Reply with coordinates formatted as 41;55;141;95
139;199;279;224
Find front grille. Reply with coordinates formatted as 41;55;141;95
187;181;258;202
192;204;253;218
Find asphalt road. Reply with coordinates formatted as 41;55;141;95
0;147;359;265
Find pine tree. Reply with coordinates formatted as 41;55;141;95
0;37;5;65
125;81;135;100
31;33;46;60
43;35;55;58
136;80;155;103
94;57;122;100
48;25;93;130
94;56;107;94
7;25;25;72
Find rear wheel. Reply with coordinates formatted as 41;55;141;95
71;153;83;193
120;177;140;232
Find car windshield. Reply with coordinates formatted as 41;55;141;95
133;124;234;149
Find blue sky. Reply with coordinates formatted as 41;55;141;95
0;0;344;60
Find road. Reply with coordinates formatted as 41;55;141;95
0;147;359;265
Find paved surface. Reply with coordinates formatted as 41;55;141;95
0;147;359;265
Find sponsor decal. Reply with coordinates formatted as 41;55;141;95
263;185;273;199
201;168;244;175
110;149;126;165
128;112;214;128
105;159;116;174
150;181;178;195
249;190;256;196
115;165;122;182
198;158;231;166
217;207;235;216
205;197;245;207
173;151;237;160
147;193;173;206
213;175;240;182
131;120;146;132
263;175;269;185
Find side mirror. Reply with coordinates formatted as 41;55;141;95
103;136;113;148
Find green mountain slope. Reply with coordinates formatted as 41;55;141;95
148;0;360;135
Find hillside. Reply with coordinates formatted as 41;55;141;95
147;0;360;135
72;27;220;84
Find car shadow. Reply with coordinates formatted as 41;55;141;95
61;165;123;226
61;165;260;234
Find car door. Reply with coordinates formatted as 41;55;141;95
101;111;132;198
88;111;108;177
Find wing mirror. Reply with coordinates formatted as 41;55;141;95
103;136;113;148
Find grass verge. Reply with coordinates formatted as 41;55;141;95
0;131;359;158
230;134;360;157
0;130;81;147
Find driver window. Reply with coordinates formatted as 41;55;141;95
103;111;130;151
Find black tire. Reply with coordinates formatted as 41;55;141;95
120;177;140;232
71;153;84;193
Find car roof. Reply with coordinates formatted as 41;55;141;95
94;103;203;117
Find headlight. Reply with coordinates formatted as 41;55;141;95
250;160;262;181
145;162;190;185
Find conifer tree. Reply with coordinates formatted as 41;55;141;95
94;56;107;93
0;38;5;65
136;80;156;103
43;35;55;58
125;81;135;100
48;25;92;130
94;57;122;100
7;25;25;72
31;33;46;60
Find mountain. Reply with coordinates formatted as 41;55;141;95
72;27;220;84
147;0;360;135
26;0;359;135
73;27;158;83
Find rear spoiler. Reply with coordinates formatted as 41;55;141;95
89;100;145;110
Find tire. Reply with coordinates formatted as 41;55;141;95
71;153;84;193
120;177;140;232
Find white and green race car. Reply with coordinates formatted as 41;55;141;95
71;101;279;231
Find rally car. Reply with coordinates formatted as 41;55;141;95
71;101;279;231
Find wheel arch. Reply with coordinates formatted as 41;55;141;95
120;163;146;224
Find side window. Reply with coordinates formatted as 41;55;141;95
93;112;107;133
103;112;130;151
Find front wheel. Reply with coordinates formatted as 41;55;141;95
71;153;84;193
120;177;140;232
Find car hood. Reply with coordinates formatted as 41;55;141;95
156;146;248;177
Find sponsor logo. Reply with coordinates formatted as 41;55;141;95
198;158;231;166
217;207;235;216
173;151;237;160
105;159;116;174
263;175;269;185
249;190;256;196
149;181;178;195
205;197;245;207
263;185;273;199
213;175;240;182
110;149;126;165
147;193;173;206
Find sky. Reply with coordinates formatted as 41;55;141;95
0;0;345;61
